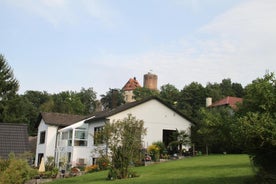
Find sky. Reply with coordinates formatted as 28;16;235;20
1;0;276;97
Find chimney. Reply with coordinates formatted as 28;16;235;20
206;97;212;107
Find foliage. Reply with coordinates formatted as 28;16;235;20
100;88;125;110
0;54;20;123
235;72;276;181
147;144;160;161
197;107;240;154
85;164;99;173
78;87;97;113
0;153;37;184
43;167;59;178
159;84;179;106
169;129;190;155
0;159;10;173
96;155;110;170
177;82;206;121
133;87;159;101
151;141;167;158
101;114;146;180
0;54;19;100
45;156;55;171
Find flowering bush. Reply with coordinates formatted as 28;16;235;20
84;164;99;173
147;144;160;161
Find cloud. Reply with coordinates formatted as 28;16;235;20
199;0;276;54
3;0;120;27
98;0;276;89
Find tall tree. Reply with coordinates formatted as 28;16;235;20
197;107;239;154
205;82;223;102
78;87;97;114
177;82;205;121
220;79;235;97
100;89;125;110
0;54;19;100
235;73;276;181
0;54;20;123
133;87;159;101
52;91;85;114
159;84;179;106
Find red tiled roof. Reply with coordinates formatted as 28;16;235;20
210;96;243;109
122;77;141;91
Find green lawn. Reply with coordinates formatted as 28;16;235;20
49;154;255;184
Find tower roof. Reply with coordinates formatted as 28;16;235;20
122;77;141;91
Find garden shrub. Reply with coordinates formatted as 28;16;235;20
0;156;37;184
148;144;160;161
84;164;99;173
97;155;110;170
0;159;10;172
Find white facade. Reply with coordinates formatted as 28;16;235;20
56;120;91;168
35;98;193;168
108;99;191;147
85;98;192;166
35;120;58;167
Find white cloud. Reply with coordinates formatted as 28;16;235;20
3;0;120;27
102;0;276;89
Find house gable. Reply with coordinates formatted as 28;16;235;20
86;96;194;124
85;97;193;148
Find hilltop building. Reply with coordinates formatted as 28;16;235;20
122;72;158;103
122;77;141;103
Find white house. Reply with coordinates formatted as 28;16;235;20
35;112;87;167
35;97;194;168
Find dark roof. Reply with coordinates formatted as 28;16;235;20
210;96;243;109
85;96;194;124
122;77;141;91
0;123;30;159
39;112;87;127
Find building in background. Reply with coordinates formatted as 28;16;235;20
122;72;158;103
122;77;141;103
143;72;158;90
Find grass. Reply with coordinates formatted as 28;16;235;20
49;154;255;184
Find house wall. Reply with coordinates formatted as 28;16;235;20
108;99;192;147
50;99;192;167
72;146;92;166
35;120;58;166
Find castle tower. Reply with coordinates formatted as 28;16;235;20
143;72;158;90
122;77;141;103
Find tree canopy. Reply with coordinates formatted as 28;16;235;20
235;73;276;180
0;55;20;123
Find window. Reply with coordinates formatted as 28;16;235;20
74;129;88;146
94;126;104;145
61;130;73;146
62;132;68;140
39;131;46;144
